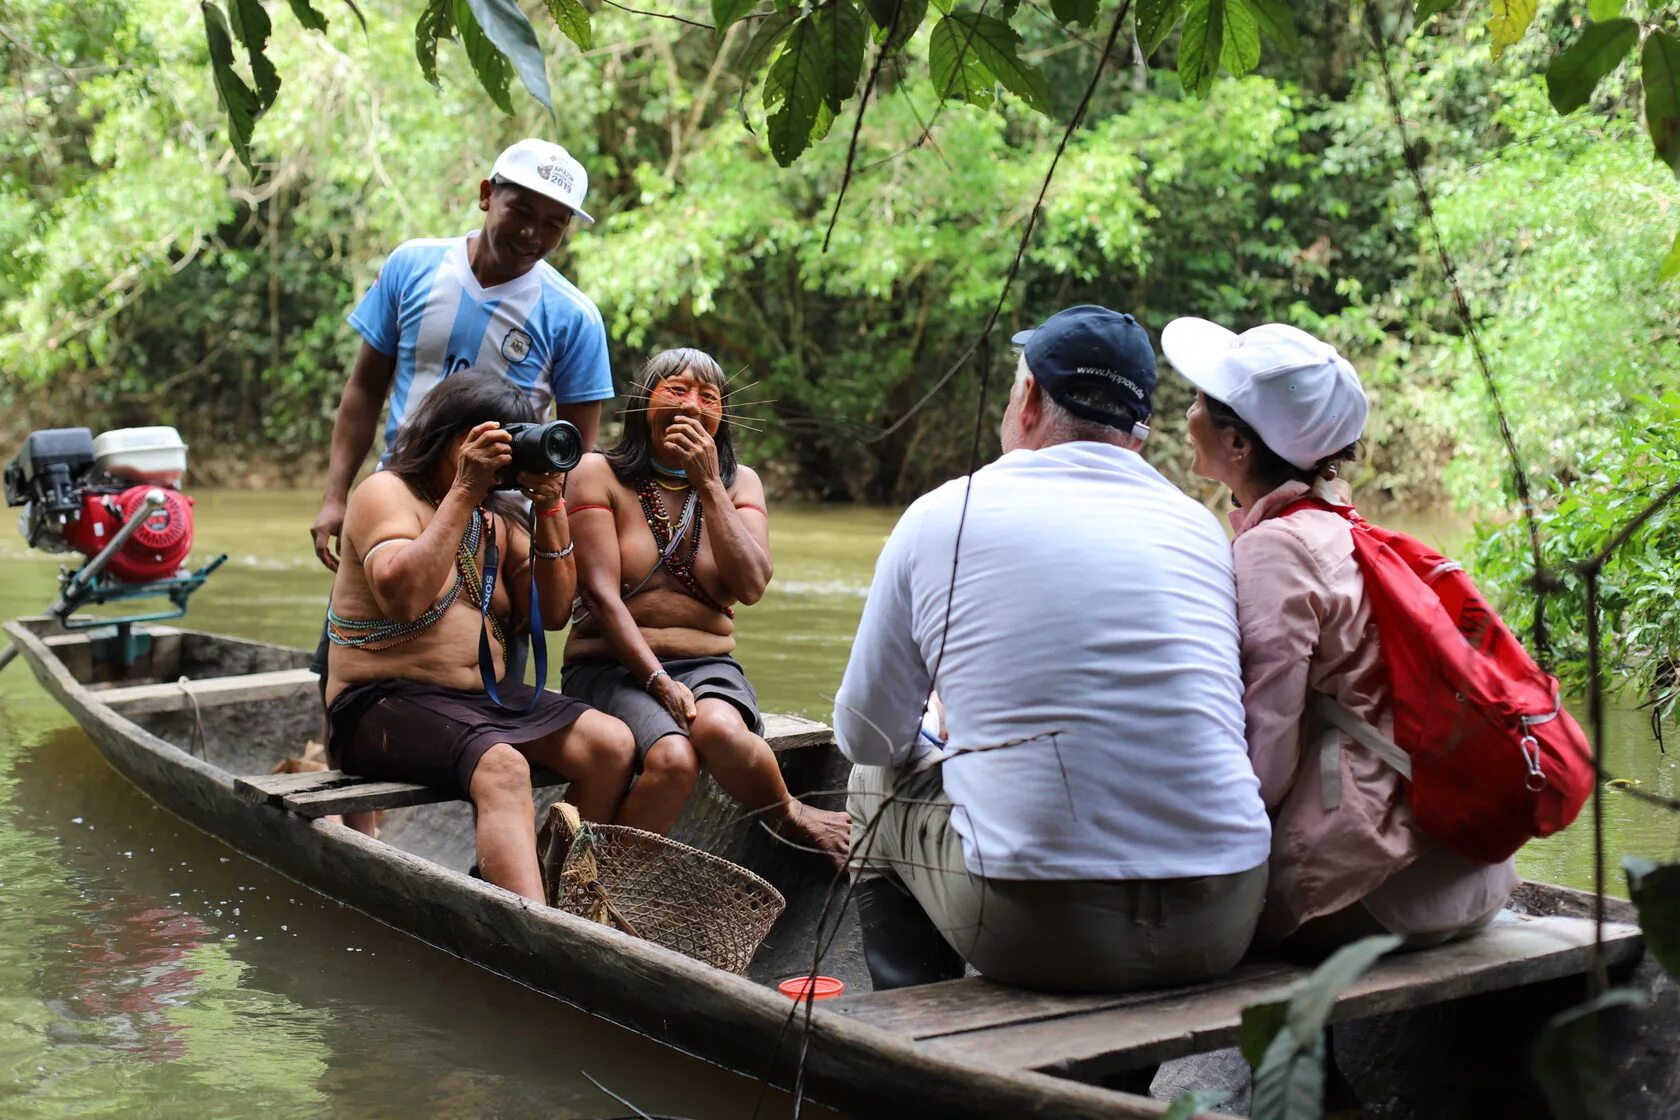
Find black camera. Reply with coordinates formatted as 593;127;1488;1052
496;419;584;488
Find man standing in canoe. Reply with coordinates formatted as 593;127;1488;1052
835;306;1272;992
309;138;614;574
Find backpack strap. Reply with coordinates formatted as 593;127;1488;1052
1308;692;1412;809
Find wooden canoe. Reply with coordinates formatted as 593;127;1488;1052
5;616;1662;1119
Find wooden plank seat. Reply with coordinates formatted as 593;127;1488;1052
98;668;319;715
234;711;835;818
830;911;1644;1082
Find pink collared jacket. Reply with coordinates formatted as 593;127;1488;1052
1231;479;1517;946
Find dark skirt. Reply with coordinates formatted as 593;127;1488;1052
327;679;591;798
561;655;764;765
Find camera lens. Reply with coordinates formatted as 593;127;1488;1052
538;421;583;473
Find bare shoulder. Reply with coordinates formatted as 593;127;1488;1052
344;471;425;554
728;464;767;506
567;452;621;506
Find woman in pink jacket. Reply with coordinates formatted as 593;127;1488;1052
1162;318;1517;955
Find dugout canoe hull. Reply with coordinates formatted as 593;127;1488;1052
4;617;1194;1120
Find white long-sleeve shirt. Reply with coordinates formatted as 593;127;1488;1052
835;441;1272;881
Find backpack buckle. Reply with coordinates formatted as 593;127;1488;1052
1519;733;1546;792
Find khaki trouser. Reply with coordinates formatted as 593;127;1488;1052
847;760;1268;993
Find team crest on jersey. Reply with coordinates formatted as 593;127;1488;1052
501;327;534;363
537;162;574;193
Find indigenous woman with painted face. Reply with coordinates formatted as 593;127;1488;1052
1164;319;1517;955
562;349;850;864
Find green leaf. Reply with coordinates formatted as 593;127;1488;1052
1546;19;1638;115
284;0;329;32
1050;0;1099;27
1415;0;1458;20
453;0;514;114
1239;0;1297;52
415;0;455;88
465;0;553;114
764;12;827;165
1239;995;1290;1069
1660;228;1680;283
1530;988;1649;1120
929;13;995;109
1250;1024;1325;1120
1488;0;1538;61
1624;856;1680;976
1177;0;1224;96
1284;934;1402;1037
1164;1088;1235;1120
545;0;593;50
818;1;868;111
1220;0;1260;77
943;10;1051;113
1588;0;1622;19
1644;30;1680;177
228;0;280;111
865;0;928;52
736;8;796;76
1135;0;1187;55
202;2;260;172
714;0;758;33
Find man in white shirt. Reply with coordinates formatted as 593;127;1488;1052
835;305;1272;992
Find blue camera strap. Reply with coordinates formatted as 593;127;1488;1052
475;531;547;714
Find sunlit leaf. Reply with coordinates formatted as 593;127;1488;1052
453;0;514;114
929;13;995;109
1624;856;1680;976
1164;1088;1235;1120
714;0;757;34
865;0;928;52
1660;228;1680;283
228;0;279;110
1488;0;1538;60
1546;19;1638;115
1416;0;1458;19
545;0;593;50
1530;988;1648;1120
1220;0;1260;78
1178;0;1225;96
284;0;329;33
415;0;454;88
1644;30;1680;177
1588;0;1623;18
764;12;826;165
202;2;259;172
465;0;553;113
1136;0;1187;55
1050;0;1099;27
942;10;1051;113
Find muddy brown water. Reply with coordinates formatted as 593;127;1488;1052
0;491;1672;1117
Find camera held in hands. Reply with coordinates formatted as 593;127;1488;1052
496;420;583;488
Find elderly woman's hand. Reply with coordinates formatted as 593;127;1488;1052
662;415;721;488
518;470;567;515
454;421;512;500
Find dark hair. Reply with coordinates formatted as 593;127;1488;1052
384;369;535;520
1202;393;1360;491
604;347;739;487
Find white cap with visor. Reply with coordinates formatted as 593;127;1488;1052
1162;318;1368;470
490;138;594;225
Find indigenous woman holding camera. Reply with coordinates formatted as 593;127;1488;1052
1165;319;1516;954
563;348;849;864
325;370;637;903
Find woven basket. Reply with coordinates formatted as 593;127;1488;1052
536;802;786;975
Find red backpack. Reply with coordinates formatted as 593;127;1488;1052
1280;498;1593;863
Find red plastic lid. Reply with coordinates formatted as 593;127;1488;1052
777;975;845;1001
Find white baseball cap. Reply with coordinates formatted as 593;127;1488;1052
1162;318;1368;469
489;138;594;225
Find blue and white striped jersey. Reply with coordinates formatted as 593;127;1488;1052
348;233;614;453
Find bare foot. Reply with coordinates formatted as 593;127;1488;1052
774;799;850;870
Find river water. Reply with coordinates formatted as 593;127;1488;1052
0;491;1673;1117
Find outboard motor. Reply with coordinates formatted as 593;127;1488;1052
4;426;223;640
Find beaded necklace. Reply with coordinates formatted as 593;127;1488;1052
634;478;734;619
327;506;508;658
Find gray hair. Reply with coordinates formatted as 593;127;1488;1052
1015;354;1125;445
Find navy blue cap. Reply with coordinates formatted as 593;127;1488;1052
1011;305;1156;431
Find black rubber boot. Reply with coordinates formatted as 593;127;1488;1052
854;878;966;991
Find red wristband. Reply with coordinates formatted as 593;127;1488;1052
538;501;567;517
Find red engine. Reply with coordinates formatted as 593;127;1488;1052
59;486;196;583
